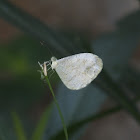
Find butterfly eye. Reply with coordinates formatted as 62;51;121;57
51;56;57;62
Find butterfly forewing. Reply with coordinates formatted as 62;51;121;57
54;53;103;90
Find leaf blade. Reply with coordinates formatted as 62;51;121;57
11;112;27;140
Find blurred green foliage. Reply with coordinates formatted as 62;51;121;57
0;36;49;111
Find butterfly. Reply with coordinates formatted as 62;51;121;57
39;53;103;90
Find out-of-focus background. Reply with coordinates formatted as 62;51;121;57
0;0;140;140
1;0;140;40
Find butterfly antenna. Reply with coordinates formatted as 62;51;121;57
40;41;54;57
38;61;43;70
44;60;51;65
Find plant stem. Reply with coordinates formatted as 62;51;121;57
45;76;68;140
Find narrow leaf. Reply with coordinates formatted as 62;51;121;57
11;112;27;140
95;69;140;123
31;103;52;140
51;95;140;140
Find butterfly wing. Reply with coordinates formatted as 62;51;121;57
55;53;103;90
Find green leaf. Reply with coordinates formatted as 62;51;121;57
11;112;27;140
93;29;140;123
51;94;140;140
31;103;52;140
95;69;140;123
120;67;140;96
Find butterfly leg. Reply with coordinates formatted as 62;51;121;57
38;61;43;70
48;69;55;80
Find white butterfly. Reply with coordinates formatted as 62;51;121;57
39;53;103;90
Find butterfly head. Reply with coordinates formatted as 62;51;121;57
51;56;57;69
